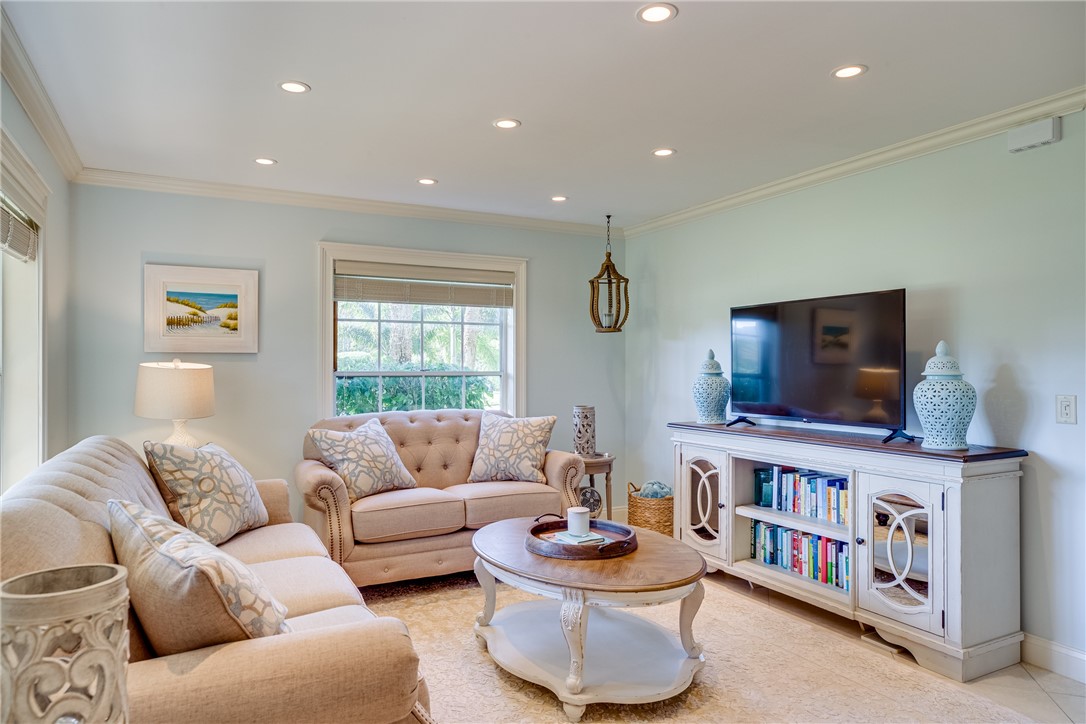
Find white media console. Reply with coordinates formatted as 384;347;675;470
668;421;1027;682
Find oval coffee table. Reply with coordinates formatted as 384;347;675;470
472;517;707;722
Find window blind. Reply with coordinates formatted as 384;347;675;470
334;260;514;308
0;196;39;262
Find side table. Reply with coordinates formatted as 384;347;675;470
580;453;615;520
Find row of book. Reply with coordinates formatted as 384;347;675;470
754;466;849;525
751;520;850;591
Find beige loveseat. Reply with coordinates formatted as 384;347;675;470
0;436;430;724
296;409;585;586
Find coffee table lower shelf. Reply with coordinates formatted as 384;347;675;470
474;600;704;722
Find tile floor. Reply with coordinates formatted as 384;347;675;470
710;571;1085;723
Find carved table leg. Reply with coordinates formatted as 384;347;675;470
679;581;704;658
474;557;496;628
563;702;587;722
560;588;588;694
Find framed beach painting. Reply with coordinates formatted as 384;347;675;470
812;307;855;364
144;264;258;353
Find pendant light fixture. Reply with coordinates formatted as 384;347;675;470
589;214;629;333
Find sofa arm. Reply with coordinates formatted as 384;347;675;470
255;478;293;525
128;617;423;724
543;449;585;512
294;459;355;563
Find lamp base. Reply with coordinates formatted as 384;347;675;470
162;419;201;448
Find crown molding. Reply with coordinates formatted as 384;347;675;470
625;86;1086;239
0;9;82;180
74;167;603;237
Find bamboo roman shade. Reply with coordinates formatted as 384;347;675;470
334;260;515;308
0;195;39;262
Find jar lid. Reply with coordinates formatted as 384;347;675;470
699;349;723;374
922;340;963;377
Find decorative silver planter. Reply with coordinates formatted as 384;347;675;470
692;349;731;424
913;340;977;450
573;405;596;456
1;564;130;724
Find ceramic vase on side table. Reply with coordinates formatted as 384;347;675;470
913;340;977;450
692;349;731;424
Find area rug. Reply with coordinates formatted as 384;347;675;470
362;572;1027;723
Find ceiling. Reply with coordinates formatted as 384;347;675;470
3;1;1084;231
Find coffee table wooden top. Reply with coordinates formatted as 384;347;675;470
473;517;706;593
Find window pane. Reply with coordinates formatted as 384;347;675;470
423;305;460;322
465;307;500;323
381;303;421;321
464;325;501;371
338;301;377;320
425;376;464;409
424;324;462;369
383;376;421;411
336;376;379;415
381;322;421;370
465;376;500;409
337;321;378;371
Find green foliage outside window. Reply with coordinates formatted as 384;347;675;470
335;364;498;416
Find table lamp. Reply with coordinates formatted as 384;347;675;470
134;358;215;447
854;367;900;424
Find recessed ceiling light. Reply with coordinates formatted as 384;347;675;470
417;178;438;185
652;148;676;157
493;118;521;129
832;64;868;79
254;158;277;165
551;196;568;202
279;81;311;93
637;3;678;23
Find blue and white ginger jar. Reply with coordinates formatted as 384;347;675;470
692;349;731;424
913;340;976;450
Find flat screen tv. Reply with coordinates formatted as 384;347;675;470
730;288;906;434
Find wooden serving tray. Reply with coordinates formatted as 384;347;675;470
525;519;638;560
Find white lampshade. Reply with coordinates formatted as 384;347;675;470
135;359;214;446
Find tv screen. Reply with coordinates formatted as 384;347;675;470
730;289;906;430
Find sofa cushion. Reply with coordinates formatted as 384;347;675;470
218;522;330;565
108;499;290;657
350;487;465;543
247;556;363;618
144;441;268;545
467;413;556;483
445;482;562;529
285;604;379;632
308;419;417;502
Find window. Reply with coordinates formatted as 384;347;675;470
320;243;526;417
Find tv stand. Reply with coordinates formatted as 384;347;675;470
667;421;1027;682
881;428;916;444
725;416;756;427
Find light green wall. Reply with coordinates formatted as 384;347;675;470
65;185;627;509
625;111;1085;653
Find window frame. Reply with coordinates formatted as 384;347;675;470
319;241;526;417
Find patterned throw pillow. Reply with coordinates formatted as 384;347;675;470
467;412;556;483
307;419;418;502
108;499;291;657
144;441;269;545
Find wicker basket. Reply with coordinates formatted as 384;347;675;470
627;482;674;537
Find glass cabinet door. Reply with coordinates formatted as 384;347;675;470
680;446;723;556
857;474;943;635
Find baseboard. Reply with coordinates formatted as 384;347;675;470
609;506;628;524
1021;633;1086;683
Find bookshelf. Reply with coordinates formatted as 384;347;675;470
668;421;1027;682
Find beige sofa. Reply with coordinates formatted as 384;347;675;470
295;409;585;586
0;436;430;724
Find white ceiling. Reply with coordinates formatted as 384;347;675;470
3;1;1084;230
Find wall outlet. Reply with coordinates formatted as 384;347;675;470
1056;395;1077;424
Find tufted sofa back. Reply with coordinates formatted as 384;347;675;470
303;409;510;490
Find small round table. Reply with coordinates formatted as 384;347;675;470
472;517;706;722
580;453;615;520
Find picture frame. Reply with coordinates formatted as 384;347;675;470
143;264;258;353
812;308;856;364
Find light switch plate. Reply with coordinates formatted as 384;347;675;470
1056;395;1077;424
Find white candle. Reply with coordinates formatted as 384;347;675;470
567;506;590;537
